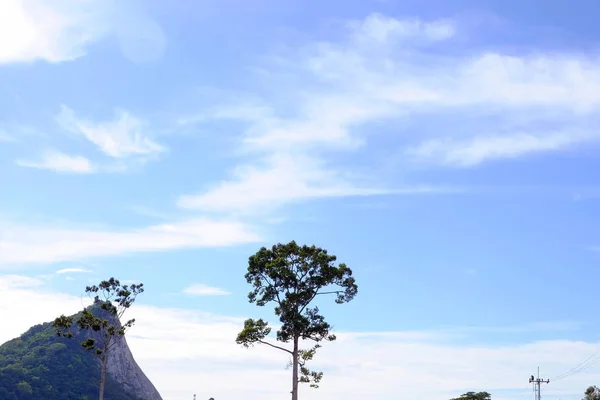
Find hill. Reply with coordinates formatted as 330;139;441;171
0;309;162;400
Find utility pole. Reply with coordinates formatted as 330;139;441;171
529;367;550;400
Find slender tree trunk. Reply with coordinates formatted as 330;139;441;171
291;336;299;400
99;353;108;400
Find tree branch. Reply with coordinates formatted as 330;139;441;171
106;335;119;352
258;339;293;355
298;290;340;314
258;271;283;306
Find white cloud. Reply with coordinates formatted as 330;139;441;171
55;268;92;275
0;1;166;65
0;0;110;64
0;218;260;266
178;152;391;214
0;274;45;288
456;53;600;112
57;105;165;160
303;33;600;112
0;277;598;400
178;13;600;216
16;149;95;173
406;131;593;167
350;13;456;43
183;283;231;296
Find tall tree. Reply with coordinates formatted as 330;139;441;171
236;241;358;400
52;277;144;400
450;392;492;400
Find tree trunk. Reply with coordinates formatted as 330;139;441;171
291;336;299;400
99;354;107;400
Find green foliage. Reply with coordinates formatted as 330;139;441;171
236;241;358;398
16;381;33;395
298;344;323;388
52;278;144;361
0;322;142;400
450;391;492;400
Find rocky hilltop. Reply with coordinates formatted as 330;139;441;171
80;302;162;400
0;307;162;400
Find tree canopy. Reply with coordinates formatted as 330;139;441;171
450;391;492;400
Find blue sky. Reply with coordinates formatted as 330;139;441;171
1;0;600;399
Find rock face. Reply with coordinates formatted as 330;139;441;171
78;304;163;400
106;333;162;400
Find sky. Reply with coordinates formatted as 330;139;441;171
1;0;600;399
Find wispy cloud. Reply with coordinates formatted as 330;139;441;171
57;105;166;160
0;274;45;288
16;150;95;173
178;153;393;215
349;13;456;43
0;218;260;266
0;0;110;64
405;131;593;167
183;283;231;296
55;268;92;275
178;13;600;216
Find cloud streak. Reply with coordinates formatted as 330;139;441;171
178;153;393;215
0;218;261;266
349;13;456;43
16;149;95;173
183;283;231;296
55;268;92;275
405;131;594;167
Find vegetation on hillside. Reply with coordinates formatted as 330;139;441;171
0;321;142;400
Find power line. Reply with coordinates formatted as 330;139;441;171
552;348;600;381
